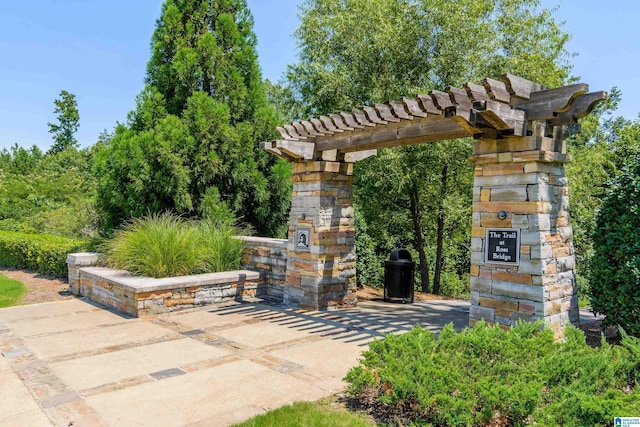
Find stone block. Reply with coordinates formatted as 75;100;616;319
530;243;553;260
553;245;571;258
473;186;481;202
470;305;495;322
479;297;518;312
472;227;486;238
556;256;576;272
470;265;480;277
471;251;484;264
490;187;528;202
470;291;480;304
473;201;551;215
523;163;566;175
479;268;492;278
523;227;549;244
498;152;514;163
470;276;491;293
492;281;543;302
473;173;546;187
518;302;535;314
494;315;512;326
470;238;484;252
516;256;544;275
491;271;533;285
511;215;529;228
512;312;538;323
527;184;555;202
528;214;551;232
164;298;194;307
480;213;513;228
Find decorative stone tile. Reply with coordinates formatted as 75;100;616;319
149;368;186;380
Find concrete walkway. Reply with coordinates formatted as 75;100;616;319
0;297;599;426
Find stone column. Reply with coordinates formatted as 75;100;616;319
469;136;579;340
284;161;357;310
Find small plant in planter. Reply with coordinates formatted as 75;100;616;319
101;212;246;278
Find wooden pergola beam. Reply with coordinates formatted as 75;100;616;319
263;75;607;162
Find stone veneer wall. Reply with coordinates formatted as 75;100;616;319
67;237;288;316
285;161;357;310
469;136;579;340
240;236;288;302
72;266;261;317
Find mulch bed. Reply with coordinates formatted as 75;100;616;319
0;268;72;305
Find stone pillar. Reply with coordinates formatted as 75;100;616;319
469;136;579;340
284;161;357;310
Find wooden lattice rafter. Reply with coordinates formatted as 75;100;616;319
260;73;607;163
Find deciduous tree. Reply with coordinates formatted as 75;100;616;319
47;90;80;155
288;0;572;293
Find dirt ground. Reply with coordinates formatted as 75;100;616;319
355;284;454;302
0;268;72;305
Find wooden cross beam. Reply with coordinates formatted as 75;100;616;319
262;74;607;163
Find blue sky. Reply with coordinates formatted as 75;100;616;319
0;0;638;151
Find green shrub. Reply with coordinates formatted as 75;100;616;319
355;210;384;287
197;218;246;273
345;321;640;426
101;213;203;278
0;230;87;277
590;152;640;336
101;213;246;278
439;271;470;299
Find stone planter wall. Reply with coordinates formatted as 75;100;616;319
70;265;262;317
66;237;289;316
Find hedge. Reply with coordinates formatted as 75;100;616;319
0;230;88;277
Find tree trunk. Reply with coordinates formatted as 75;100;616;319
432;165;448;295
409;186;430;293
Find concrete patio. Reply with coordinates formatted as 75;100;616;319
0;297;600;426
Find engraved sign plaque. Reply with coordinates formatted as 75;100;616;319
295;227;310;252
485;228;520;265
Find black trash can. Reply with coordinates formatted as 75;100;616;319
384;249;415;303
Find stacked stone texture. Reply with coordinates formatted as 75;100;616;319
469;136;579;339
285;161;357;310
68;265;261;317
241;236;288;302
67;237;290;317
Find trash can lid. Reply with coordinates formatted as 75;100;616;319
389;248;412;262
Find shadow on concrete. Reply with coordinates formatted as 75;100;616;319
202;299;471;347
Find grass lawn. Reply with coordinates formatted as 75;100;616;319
0;273;26;308
231;400;374;427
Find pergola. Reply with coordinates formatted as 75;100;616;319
261;74;606;339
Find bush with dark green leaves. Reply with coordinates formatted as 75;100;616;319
345;321;640;426
0;230;88;277
590;152;640;336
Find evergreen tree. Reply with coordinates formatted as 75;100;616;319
95;0;291;236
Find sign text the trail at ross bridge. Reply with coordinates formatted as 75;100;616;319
485;228;520;266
